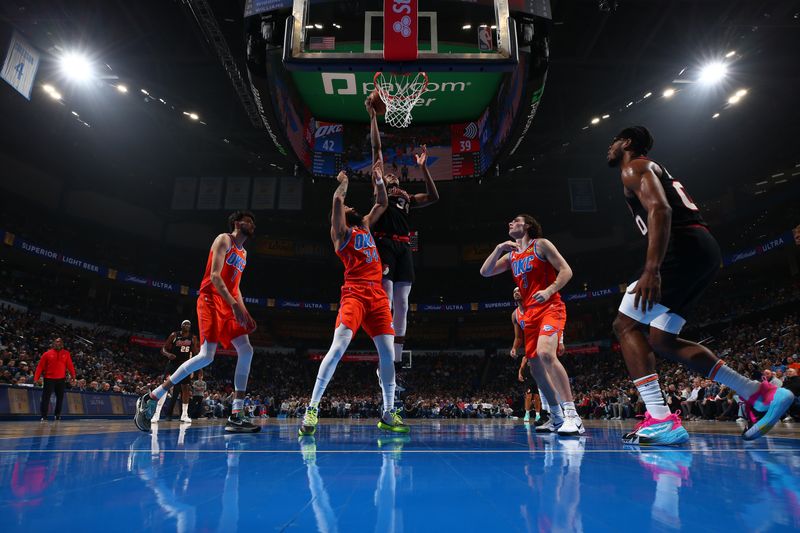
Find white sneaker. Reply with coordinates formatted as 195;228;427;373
558;414;585;437
180;414;192;423
536;415;564;433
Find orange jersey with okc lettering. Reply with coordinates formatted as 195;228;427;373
508;240;562;310
337;226;382;284
199;235;247;298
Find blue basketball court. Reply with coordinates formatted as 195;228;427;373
1;420;798;531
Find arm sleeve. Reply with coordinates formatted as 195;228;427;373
67;353;76;379
34;352;47;382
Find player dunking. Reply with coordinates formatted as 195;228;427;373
607;126;792;444
298;163;408;437
151;320;199;423
135;211;260;433
481;215;584;436
368;93;440;365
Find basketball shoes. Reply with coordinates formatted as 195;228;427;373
299;405;319;437
622;411;689;446
378;409;410;433
741;382;794;441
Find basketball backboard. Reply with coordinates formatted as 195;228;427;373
283;0;518;72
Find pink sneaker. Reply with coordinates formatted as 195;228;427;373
742;382;794;441
622;410;689;446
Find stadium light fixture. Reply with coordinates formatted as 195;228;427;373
59;52;94;83
725;50;736;58
602;114;610;119
712;113;720;118
643;92;652;98
735;89;747;97
662;88;675;98
728;95;741;105
698;61;728;85
462;25;472;30
591;117;600;125
183;111;199;120
141;89;149;95
313;24;323;29
116;84;128;93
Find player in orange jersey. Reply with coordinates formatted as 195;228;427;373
299;164;409;437
481;214;583;436
135;211;260;434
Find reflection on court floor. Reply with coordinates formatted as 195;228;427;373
1;420;799;531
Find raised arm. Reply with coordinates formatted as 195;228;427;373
623;159;672;310
367;97;383;166
532;239;573;303
330;170;350;248
411;145;440;208
479;241;518;277
364;161;389;228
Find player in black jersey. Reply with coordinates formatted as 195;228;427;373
607;126;792;445
366;93;440;364
152;320;199;423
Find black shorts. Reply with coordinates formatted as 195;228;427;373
376;238;415;283
620;226;721;331
523;372;538;394
164;356;191;380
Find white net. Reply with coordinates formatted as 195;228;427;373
373;72;428;128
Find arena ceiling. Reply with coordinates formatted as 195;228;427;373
0;0;798;225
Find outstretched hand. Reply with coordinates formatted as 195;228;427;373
336;170;348;183
415;144;428;167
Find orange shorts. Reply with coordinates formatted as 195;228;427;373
521;301;567;360
335;283;394;338
196;292;252;349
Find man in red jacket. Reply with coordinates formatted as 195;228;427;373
34;338;76;421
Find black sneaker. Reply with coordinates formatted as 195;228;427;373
134;393;158;433
225;412;261;433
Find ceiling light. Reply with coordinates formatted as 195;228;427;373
728;94;741;104
643;92;652;98
490;25;497;29
590;117;600;125
725;50;736;58
712;113;720;118
626;101;633;107
662;88;675;98
735;89;747;97
698;61;728;85
59;52;93;83
42;84;55;93
184;112;199;120
462;25;472;30
140;89;149;95
47;90;62;100
116;84;128;93
305;25;313;29
71;111;79;116
314;24;323;29
602;114;610;119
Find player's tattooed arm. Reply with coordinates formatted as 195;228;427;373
365;161;389;228
532;239;573;303
411;145;440;208
330;171;349;246
622;159;671;310
479;240;517;277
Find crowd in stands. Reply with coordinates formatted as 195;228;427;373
2;287;798;422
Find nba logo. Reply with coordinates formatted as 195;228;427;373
478;27;493;52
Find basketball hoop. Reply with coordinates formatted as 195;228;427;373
373;71;429;128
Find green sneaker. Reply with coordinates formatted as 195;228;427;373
377;409;410;433
523;411;531;422
299;405;319;436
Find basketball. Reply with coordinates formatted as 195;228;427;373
368;90;386;116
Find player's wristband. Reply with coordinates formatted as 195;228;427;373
375;178;384;185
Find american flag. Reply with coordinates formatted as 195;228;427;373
309;36;335;50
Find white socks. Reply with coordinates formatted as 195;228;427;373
635;374;671;419
711;361;760;399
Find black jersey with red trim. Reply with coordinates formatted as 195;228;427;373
624;157;707;236
372;191;412;237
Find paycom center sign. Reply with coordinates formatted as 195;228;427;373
290;71;502;124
